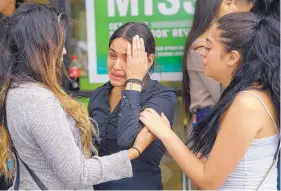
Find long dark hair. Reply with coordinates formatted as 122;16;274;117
182;0;221;116
0;3;96;178
251;0;280;19
187;12;280;156
109;22;156;72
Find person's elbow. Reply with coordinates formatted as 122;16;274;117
170;92;178;111
57;159;105;188
163;92;178;123
195;175;224;190
198;181;221;190
117;125;140;149
117;135;134;149
58;170;85;188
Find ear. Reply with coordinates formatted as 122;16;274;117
218;0;235;17
225;0;234;5
147;54;155;70
227;50;240;67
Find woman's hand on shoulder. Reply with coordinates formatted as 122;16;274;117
139;108;173;141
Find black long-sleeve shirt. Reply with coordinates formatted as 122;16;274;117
88;76;178;190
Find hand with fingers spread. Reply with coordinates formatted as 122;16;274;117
126;35;149;81
139;108;173;141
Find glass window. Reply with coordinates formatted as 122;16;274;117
69;0;88;77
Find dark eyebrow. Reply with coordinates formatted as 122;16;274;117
109;48;127;55
206;38;213;44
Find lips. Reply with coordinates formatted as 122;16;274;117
202;60;207;67
112;73;124;78
110;72;125;81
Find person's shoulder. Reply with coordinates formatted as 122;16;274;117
7;82;59;116
88;82;111;112
152;80;178;97
143;80;178;107
89;82;110;100
233;90;266;110
228;90;270;121
222;90;274;136
8;82;56;103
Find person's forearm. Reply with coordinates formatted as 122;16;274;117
127;148;139;160
117;88;142;148
161;130;214;189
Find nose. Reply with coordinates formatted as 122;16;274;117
113;59;123;70
200;48;206;58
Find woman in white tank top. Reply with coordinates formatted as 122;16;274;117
139;12;280;190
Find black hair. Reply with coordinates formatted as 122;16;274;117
251;0;280;19
109;22;156;72
187;12;280;156
0;3;69;176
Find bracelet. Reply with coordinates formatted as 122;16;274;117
131;146;141;157
126;79;144;87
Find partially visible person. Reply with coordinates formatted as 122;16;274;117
183;0;253;127
141;12;280;190
219;0;280;19
183;1;280;187
0;0;23;17
0;4;154;190
251;0;280;19
182;0;221;127
0;0;16;17
217;1;280;188
0;1;23;190
88;22;178;190
218;0;254;17
183;0;280;128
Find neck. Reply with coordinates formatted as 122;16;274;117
221;76;232;88
2;4;16;16
112;86;124;93
109;86;124;112
110;86;124;100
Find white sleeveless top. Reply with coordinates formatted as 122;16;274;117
219;91;280;190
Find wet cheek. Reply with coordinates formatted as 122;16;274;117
200;50;206;58
117;60;126;72
107;61;114;72
122;63;127;72
206;52;215;66
205;52;211;61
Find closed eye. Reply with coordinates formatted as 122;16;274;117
109;54;117;59
204;46;211;51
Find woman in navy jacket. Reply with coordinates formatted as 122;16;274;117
88;22;178;190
